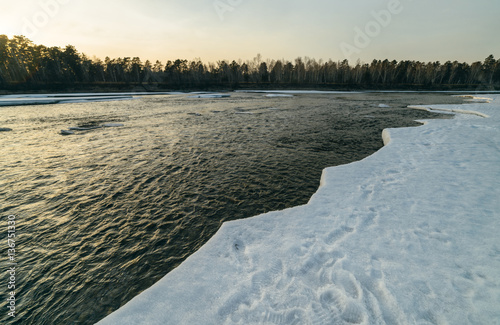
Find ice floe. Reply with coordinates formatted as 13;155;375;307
455;95;493;103
236;90;361;94
97;94;500;325
60;130;75;135
265;94;294;98
0;92;177;107
188;93;230;98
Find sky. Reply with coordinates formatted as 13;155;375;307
1;0;499;64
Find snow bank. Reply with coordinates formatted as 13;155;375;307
97;95;500;325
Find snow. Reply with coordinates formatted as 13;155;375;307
97;95;500;325
454;95;493;103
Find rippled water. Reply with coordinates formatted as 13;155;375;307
0;92;460;324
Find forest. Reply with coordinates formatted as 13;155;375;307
1;35;499;92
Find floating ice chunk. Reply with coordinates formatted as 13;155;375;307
0;98;59;106
235;90;361;94
265;94;294;98
456;95;492;103
378;104;391;108
188;94;230;98
0;92;179;107
60;130;75;135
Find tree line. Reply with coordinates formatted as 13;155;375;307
1;35;499;92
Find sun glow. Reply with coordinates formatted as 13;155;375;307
0;25;16;39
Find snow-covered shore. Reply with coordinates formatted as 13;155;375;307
97;95;500;325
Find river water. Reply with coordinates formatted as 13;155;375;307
0;92;461;324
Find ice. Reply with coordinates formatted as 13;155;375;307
237;90;361;94
0;94;133;106
0;92;178;107
97;94;500;325
188;93;230;98
60;130;75;135
455;95;493;103
378;104;391;108
265;94;294;98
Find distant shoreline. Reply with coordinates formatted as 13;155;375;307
1;89;498;108
1;83;499;96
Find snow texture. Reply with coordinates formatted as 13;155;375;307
97;95;500;325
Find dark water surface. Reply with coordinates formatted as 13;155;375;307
0;92;462;324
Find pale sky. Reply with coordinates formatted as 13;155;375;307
1;0;499;64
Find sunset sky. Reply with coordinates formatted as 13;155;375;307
1;0;499;64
